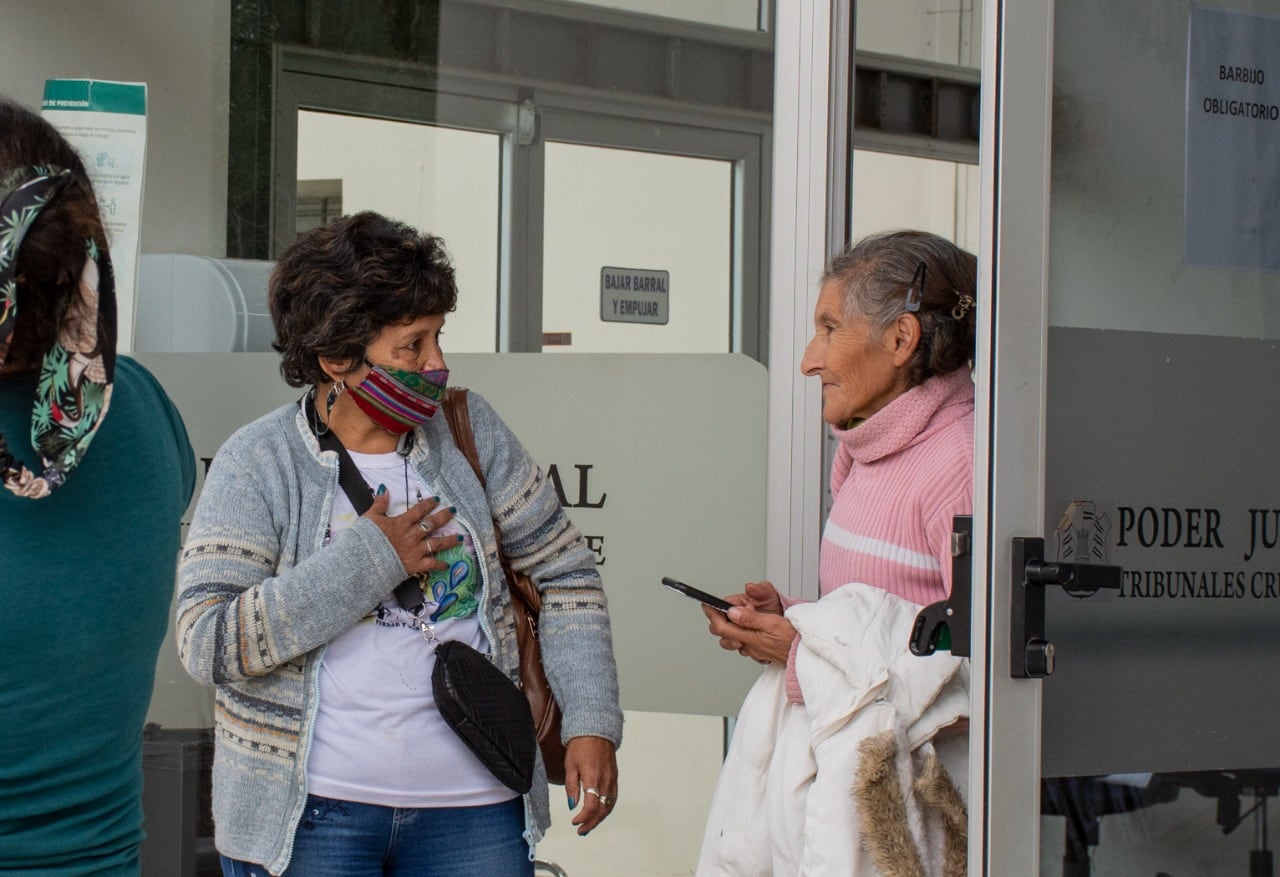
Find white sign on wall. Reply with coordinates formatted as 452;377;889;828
600;266;670;324
41;79;147;351
1184;8;1280;271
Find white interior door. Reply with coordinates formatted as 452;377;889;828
277;54;769;358
540;142;734;353
295;110;503;352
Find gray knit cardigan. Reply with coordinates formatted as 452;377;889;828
175;391;623;875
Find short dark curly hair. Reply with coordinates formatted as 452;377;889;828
269;211;458;387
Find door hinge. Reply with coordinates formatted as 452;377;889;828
517;99;539;147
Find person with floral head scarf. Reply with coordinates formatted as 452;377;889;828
0;96;195;875
0;167;114;497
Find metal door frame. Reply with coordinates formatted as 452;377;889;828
971;0;1056;871
271;47;770;356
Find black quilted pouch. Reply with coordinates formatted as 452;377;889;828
432;640;537;794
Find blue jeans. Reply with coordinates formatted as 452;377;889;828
219;795;532;877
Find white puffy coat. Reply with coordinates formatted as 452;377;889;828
696;584;969;877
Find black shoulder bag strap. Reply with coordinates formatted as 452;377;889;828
301;393;424;612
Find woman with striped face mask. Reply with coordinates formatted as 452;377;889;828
176;211;622;877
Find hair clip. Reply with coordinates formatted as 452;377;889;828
903;261;926;313
951;293;975;320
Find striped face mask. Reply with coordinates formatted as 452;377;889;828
348;364;449;434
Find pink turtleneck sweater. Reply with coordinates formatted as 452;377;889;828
819;367;974;604
785;368;975;702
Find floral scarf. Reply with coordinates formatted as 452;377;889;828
0;166;116;499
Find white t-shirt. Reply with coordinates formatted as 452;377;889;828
306;448;515;807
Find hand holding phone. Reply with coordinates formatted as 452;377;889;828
661;577;734;613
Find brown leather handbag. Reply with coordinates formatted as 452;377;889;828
441;388;568;785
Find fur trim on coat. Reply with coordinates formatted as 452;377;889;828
855;731;967;877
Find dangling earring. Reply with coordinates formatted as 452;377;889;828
326;380;346;411
314;380;346;436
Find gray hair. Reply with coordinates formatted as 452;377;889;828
822;230;977;386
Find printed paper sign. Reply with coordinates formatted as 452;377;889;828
600;266;669;324
41;80;147;350
1184;8;1280;271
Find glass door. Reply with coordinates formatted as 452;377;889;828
295;109;503;351
272;43;769;359
541;142;733;353
273;62;520;352
537;111;767;355
978;0;1280;873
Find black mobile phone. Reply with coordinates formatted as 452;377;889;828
661;577;734;613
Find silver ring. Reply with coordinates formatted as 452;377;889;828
417;520;431;534
584;788;613;806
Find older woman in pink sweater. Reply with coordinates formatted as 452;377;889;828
705;229;976;700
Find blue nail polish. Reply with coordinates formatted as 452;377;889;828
567;797;576;809
376;484;387;496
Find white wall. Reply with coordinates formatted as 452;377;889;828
297;111;501;352
849;0;983;259
542;143;734;353
0;0;230;259
851;150;980;252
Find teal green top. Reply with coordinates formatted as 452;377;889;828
0;356;194;876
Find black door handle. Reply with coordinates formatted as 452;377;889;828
1011;537;1121;678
